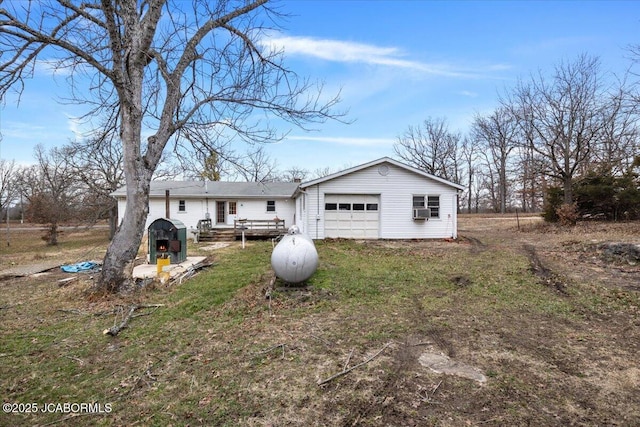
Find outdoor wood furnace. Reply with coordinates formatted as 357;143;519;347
148;218;187;264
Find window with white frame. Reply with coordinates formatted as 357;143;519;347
412;195;425;209
266;200;276;213
228;201;237;215
427;196;440;218
178;200;186;212
412;195;440;218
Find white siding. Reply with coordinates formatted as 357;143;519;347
301;163;459;240
116;196;296;232
234;198;296;228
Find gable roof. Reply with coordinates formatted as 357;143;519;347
112;181;299;198
300;157;465;191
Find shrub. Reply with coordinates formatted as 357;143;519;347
556;203;579;226
542;187;563;222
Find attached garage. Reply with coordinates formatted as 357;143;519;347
296;157;464;240
324;194;379;238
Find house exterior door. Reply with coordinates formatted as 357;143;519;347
216;201;225;224
227;201;237;226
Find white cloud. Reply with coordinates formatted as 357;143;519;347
1;120;50;140
65;114;86;139
286;135;394;147
261;35;509;79
35;59;73;77
457;90;479;98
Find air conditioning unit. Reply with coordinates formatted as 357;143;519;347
413;208;430;220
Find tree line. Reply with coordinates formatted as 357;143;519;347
3;53;640;247
0;139;333;246
394;54;640;221
3;52;640;247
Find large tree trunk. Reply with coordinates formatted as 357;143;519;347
108;203;118;240
47;223;59;246
499;158;507;214
97;172;151;293
96;65;154;293
563;176;573;205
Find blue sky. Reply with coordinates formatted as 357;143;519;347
2;1;640;175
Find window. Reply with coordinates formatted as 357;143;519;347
352;203;365;211
412;195;439;218
228;201;237;215
427;196;440;218
325;203;337;210
366;203;379;211
338;203;351;211
178;200;186;212
266;200;276;212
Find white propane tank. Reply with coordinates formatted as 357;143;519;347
271;225;319;284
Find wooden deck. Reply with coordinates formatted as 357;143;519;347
234;219;286;238
192;219;287;242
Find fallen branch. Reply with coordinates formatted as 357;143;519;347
65;355;85;366
58;277;79;287
258;343;286;359
343;348;355;371
318;342;392;386
103;304;164;337
419;380;443;404
265;272;276;316
58;307;116;317
412;341;434;347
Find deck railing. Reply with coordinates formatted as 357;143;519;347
234;219;286;236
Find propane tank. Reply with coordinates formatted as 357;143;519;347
271;225;319;284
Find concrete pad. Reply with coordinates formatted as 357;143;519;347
0;260;65;278
132;256;207;279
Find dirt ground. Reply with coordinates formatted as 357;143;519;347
1;216;639;426
223;215;640;426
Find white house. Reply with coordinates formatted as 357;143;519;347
295;157;464;239
111;181;299;231
112;157;464;240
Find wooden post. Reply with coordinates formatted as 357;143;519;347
165;190;170;218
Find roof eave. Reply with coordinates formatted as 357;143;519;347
300;157;465;191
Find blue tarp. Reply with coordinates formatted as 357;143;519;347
61;261;99;273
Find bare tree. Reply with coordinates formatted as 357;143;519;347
509;54;607;205
171;125;238;180
0;1;342;292
311;166;335;179
63;119;125;238
394;117;460;181
0;159;18;221
515;138;545;212
458;137;478;213
234;146;279;182
16;145;81;245
279;166;309;182
471;107;518;213
593;79;640;175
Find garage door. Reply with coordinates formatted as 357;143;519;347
324;194;379;238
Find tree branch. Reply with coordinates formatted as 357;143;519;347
103;304;165;336
317;342;392;386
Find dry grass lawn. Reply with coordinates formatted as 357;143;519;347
1;216;639;426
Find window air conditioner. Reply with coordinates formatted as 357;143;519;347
413;208;430;220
